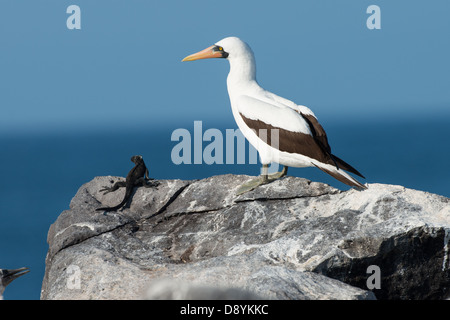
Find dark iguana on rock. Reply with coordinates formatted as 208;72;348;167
96;155;159;212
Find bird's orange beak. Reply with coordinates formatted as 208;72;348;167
182;45;223;62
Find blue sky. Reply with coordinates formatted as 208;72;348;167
1;0;449;133
1;0;449;300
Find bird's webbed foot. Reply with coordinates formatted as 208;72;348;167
236;175;268;195
236;166;288;195
267;166;288;181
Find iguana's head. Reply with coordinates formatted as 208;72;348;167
131;155;143;164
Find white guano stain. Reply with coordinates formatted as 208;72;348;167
442;228;450;272
55;223;96;238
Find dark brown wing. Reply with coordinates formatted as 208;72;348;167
240;111;366;188
299;112;365;178
240;113;335;166
299;112;331;154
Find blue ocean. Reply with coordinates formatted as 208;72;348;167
1;117;449;300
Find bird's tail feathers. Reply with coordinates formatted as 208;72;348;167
330;154;365;179
312;161;367;190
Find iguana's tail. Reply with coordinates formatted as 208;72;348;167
95;188;133;212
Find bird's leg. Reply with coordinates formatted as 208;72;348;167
236;165;288;195
267;165;288;180
261;163;269;183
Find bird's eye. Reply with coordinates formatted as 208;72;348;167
218;46;223;51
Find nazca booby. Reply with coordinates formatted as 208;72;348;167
0;267;29;300
182;37;366;194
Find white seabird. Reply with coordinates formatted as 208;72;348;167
182;37;366;194
0;267;29;300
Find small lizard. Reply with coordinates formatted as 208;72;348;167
96;155;159;212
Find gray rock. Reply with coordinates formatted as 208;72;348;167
144;278;263;300
41;174;450;300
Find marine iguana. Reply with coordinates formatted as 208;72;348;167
96;155;159;212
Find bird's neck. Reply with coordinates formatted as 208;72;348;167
227;54;257;88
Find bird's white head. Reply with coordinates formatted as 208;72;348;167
182;36;256;81
214;37;254;62
182;36;253;62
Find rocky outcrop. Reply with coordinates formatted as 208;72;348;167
41;174;450;300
